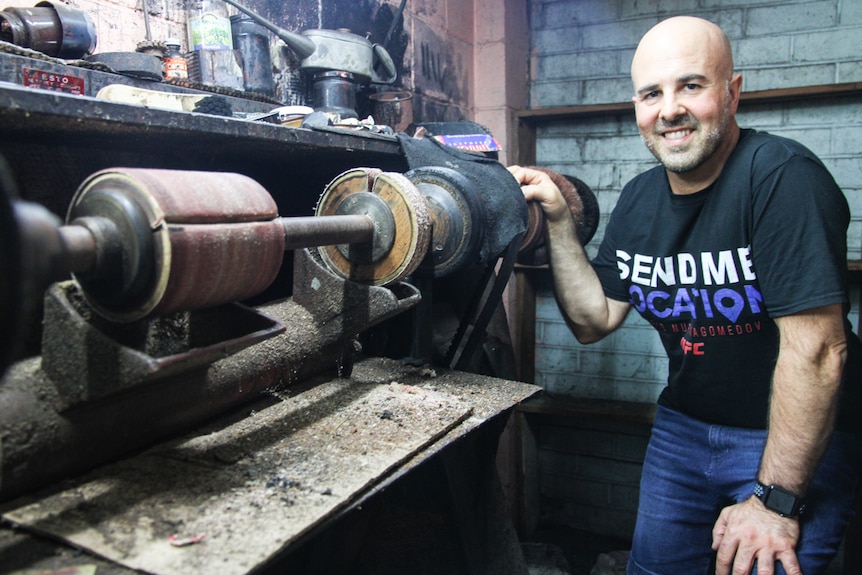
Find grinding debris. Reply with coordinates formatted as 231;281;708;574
2;375;476;575
1;358;540;575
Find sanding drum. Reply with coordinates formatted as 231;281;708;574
315;167;431;286
67;168;286;322
16;164;547;325
65;166;443;321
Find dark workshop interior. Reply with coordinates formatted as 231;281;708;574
0;0;860;574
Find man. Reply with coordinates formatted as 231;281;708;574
509;16;861;575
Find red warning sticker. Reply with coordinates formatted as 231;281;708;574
23;68;86;95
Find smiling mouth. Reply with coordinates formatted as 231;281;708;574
662;129;693;141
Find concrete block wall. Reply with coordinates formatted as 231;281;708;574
530;413;650;540
526;0;862;539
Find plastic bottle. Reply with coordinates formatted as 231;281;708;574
186;0;233;51
163;38;189;80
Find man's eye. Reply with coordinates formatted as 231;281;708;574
683;84;701;92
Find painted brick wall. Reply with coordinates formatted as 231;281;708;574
527;0;862;539
0;0;476;118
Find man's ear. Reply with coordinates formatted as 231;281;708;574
728;73;743;111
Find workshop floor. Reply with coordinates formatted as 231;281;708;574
524;527;631;575
523;526;846;575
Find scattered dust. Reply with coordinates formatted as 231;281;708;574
2;358;540;575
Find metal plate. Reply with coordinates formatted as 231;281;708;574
84;52;164;81
333;191;396;263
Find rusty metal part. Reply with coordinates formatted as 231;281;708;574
315;167;431;286
313;70;358;119
41;281;285;411
0;1;96;58
68;168;286;321
84;52;163;81
406;166;484;278
0;246;421;502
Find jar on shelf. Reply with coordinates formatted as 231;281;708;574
163;38;189;80
186;0;233;51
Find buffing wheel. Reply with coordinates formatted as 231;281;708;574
518;167;600;266
405;166;484;278
315;168;431;286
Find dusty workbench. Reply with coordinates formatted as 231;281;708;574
0;356;540;575
0;62;538;574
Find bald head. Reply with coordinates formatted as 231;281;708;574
629;16;742;191
632;16;734;91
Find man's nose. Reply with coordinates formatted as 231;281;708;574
659;92;684;120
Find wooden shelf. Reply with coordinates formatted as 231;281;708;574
515;81;862;123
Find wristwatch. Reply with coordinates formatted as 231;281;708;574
754;481;806;518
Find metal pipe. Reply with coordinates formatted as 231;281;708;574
140;0;152;41
281;214;374;251
382;0;407;50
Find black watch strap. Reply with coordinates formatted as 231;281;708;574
754;481;806;518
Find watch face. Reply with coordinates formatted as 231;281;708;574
765;486;798;516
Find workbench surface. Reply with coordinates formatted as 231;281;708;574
0;357;539;574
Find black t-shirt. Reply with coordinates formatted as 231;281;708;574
592;129;862;432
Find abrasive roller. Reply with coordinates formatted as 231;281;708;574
4;162;594;335
63;167;443;322
4;164;513;328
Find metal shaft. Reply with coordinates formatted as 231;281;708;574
55;214;376;274
281;214;374;251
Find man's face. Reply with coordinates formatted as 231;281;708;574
632;50;737;174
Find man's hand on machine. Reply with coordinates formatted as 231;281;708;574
507;165;572;223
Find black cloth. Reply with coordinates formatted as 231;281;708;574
397;133;527;265
592;129;862;434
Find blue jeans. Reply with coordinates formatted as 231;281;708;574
628;406;861;575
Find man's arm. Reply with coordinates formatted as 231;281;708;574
712;303;847;575
508;166;629;343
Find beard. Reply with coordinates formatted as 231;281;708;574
641;98;731;174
